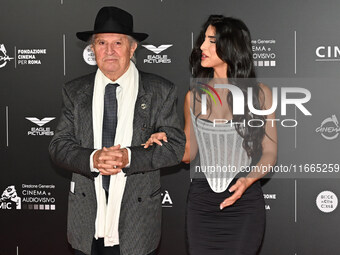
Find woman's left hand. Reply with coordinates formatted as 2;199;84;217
219;177;251;210
142;132;168;148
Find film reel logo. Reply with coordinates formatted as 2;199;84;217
315;115;340;140
0;44;14;68
0;185;21;210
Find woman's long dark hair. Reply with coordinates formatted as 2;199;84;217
190;15;266;158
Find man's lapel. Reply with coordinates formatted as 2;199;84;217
77;73;95;148
132;72;152;146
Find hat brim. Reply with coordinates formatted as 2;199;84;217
76;30;148;42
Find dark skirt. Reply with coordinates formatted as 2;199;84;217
186;177;265;255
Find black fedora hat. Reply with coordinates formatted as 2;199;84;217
76;6;148;42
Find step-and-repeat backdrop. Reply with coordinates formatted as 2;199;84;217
1;1;340;254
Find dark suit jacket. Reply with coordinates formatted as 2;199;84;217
49;71;186;255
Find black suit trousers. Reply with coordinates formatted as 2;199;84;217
75;238;157;255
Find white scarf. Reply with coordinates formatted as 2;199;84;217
92;61;138;246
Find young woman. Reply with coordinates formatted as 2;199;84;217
144;15;277;255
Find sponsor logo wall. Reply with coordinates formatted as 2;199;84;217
1;1;340;255
252;39;277;67
83;45;96;66
315;46;340;62
0;184;56;211
263;193;277;211
142;44;173;64
26;117;55;136
161;190;174;208
315;115;340;140
0;44;48;68
316;190;338;213
0;44;14;68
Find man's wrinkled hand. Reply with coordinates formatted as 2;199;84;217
93;145;127;175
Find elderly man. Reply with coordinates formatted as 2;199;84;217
49;6;185;255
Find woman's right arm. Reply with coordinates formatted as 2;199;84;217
182;91;198;164
143;91;198;164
